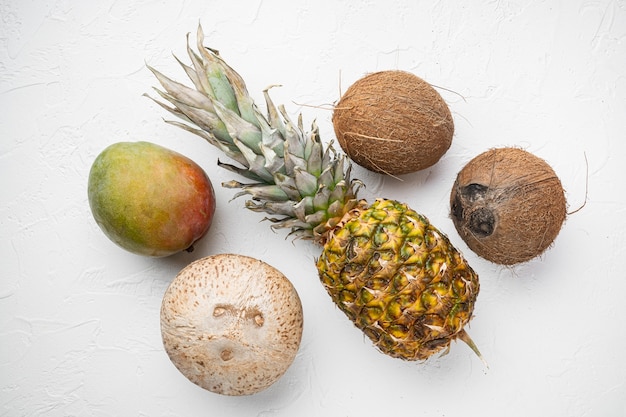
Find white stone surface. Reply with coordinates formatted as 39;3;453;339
1;0;625;415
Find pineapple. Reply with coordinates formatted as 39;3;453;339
147;25;482;362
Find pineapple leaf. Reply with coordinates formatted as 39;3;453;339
260;143;285;175
147;65;214;112
195;25;240;114
173;54;202;92
263;85;287;138
246;200;297;217
307;140;323;177
294;168;318;197
231;137;274;182
185;33;214;98
163;121;245;164
273;173;301;201
312;186;331;212
211;99;263;154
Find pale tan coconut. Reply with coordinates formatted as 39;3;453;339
450;147;567;265
332;70;454;175
160;254;303;395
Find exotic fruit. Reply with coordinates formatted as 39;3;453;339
332;70;454;175
88;141;216;257
147;25;482;362
450;147;567;265
161;254;303;396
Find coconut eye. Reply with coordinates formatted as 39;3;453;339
213;306;226;317
220;349;234;361
461;183;489;202
452;183;490;223
451;194;464;222
245;308;265;327
468;207;495;238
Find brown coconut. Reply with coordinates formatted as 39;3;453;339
160;254;303;396
332;70;454;175
450;147;567;265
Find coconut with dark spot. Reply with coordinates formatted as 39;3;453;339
160;254;303;396
332;70;454;175
450;147;567;265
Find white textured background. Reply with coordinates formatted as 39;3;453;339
2;1;625;416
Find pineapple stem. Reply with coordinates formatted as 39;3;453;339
457;329;488;369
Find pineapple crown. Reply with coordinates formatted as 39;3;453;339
146;24;361;242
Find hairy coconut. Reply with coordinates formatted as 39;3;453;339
332;70;454;175
160;254;303;396
450;147;566;265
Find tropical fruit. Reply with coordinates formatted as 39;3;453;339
450;147;566;265
333;70;454;175
146;25;481;362
161;254;303;395
88;141;216;257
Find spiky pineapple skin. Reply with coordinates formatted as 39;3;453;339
318;199;479;360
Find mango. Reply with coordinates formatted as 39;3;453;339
88;141;216;257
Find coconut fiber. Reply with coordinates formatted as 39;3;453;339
450;147;566;265
333;70;454;175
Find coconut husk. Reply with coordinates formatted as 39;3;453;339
450;147;567;265
333;70;454;175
